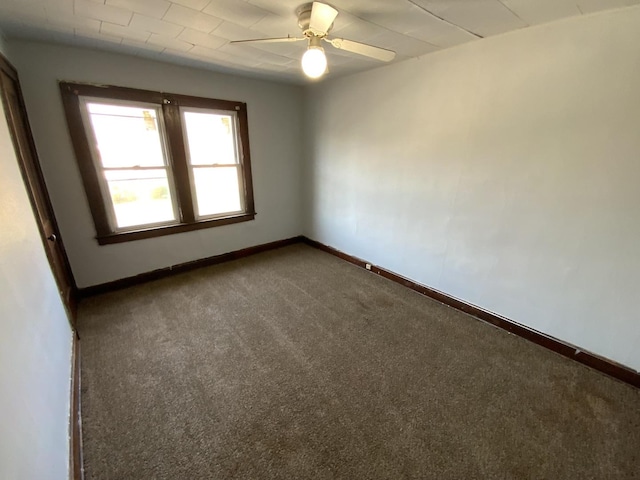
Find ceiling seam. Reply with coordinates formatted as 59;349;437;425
406;0;484;39
336;8;440;50
494;0;529;26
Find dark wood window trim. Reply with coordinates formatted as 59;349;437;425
59;82;255;245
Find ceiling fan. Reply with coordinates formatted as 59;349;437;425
230;2;396;79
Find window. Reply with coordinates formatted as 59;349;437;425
59;82;255;244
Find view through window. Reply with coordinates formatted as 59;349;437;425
182;109;243;218
85;101;176;229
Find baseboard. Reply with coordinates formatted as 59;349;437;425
69;333;83;480
301;236;640;389
75;234;639;388
78;236;304;297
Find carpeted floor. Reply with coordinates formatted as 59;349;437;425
77;244;640;479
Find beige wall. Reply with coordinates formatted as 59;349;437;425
304;6;640;370
0;36;72;480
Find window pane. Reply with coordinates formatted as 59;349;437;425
183;111;237;165
87;103;165;168
104;169;175;228
192;166;242;217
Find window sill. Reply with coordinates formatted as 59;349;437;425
96;212;255;245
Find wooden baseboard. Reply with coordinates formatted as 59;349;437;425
69;333;83;480
78;236;304;297
301;236;640;389
75;233;639;388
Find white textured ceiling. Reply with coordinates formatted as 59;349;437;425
0;0;637;83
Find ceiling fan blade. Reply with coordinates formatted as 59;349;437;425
230;36;305;45
309;2;339;35
326;38;396;62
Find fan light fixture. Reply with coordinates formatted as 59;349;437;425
229;2;396;80
301;36;327;78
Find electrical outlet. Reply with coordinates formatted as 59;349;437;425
365;263;372;271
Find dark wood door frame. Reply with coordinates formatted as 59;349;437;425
0;52;78;325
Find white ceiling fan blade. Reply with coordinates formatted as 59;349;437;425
309;2;339;35
230;36;305;45
326;38;396;62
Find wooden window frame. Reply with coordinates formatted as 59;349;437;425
59;82;255;245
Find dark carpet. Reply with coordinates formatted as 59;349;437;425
77;244;640;479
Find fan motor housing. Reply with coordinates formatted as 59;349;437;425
297;2;334;35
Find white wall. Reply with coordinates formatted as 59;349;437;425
10;41;304;288
0;36;72;480
304;6;640;371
